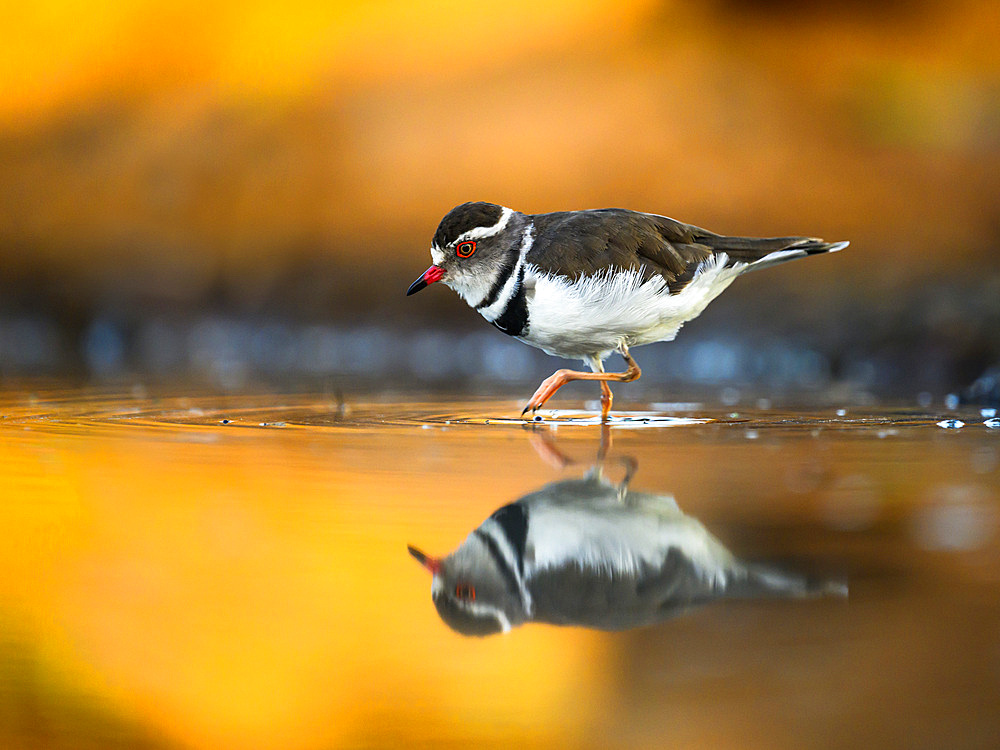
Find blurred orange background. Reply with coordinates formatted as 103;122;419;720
3;8;1000;747
1;0;998;386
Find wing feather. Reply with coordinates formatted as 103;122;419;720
527;209;838;292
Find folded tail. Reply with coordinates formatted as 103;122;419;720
703;235;849;272
725;563;849;600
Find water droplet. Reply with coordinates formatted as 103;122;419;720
936;419;965;429
944;393;960;409
981;408;997;419
836;408;847;417
220;419;230;425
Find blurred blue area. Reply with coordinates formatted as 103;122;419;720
0;306;977;407
4;263;998;403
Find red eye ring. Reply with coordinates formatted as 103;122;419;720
456;241;476;258
455;584;476;601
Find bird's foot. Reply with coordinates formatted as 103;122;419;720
521;369;573;419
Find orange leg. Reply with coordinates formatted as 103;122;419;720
599;380;613;419
521;345;641;421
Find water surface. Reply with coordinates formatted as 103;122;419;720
1;386;998;749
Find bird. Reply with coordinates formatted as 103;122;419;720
408;472;846;636
406;202;847;420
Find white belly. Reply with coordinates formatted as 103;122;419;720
519;256;745;360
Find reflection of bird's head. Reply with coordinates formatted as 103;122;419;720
408;531;530;637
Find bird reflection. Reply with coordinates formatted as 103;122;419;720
409;432;845;637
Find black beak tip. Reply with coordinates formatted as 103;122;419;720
407;544;425;563
406;278;427;296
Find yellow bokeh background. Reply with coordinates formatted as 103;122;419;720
2;393;998;748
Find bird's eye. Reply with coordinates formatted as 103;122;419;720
456;241;476;258
455;583;476;601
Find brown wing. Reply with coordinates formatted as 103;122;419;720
527;209;714;291
527;209;832;292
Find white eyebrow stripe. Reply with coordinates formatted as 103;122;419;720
495;610;512;633
454;206;514;244
461;600;514;633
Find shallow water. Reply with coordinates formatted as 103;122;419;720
1;385;999;749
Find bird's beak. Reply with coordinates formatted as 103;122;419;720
406;265;445;296
407;544;442;574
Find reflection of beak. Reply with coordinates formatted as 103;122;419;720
407;545;441;574
406;265;445;296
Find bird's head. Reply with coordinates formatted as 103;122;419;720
406;202;528;306
407;536;527;637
